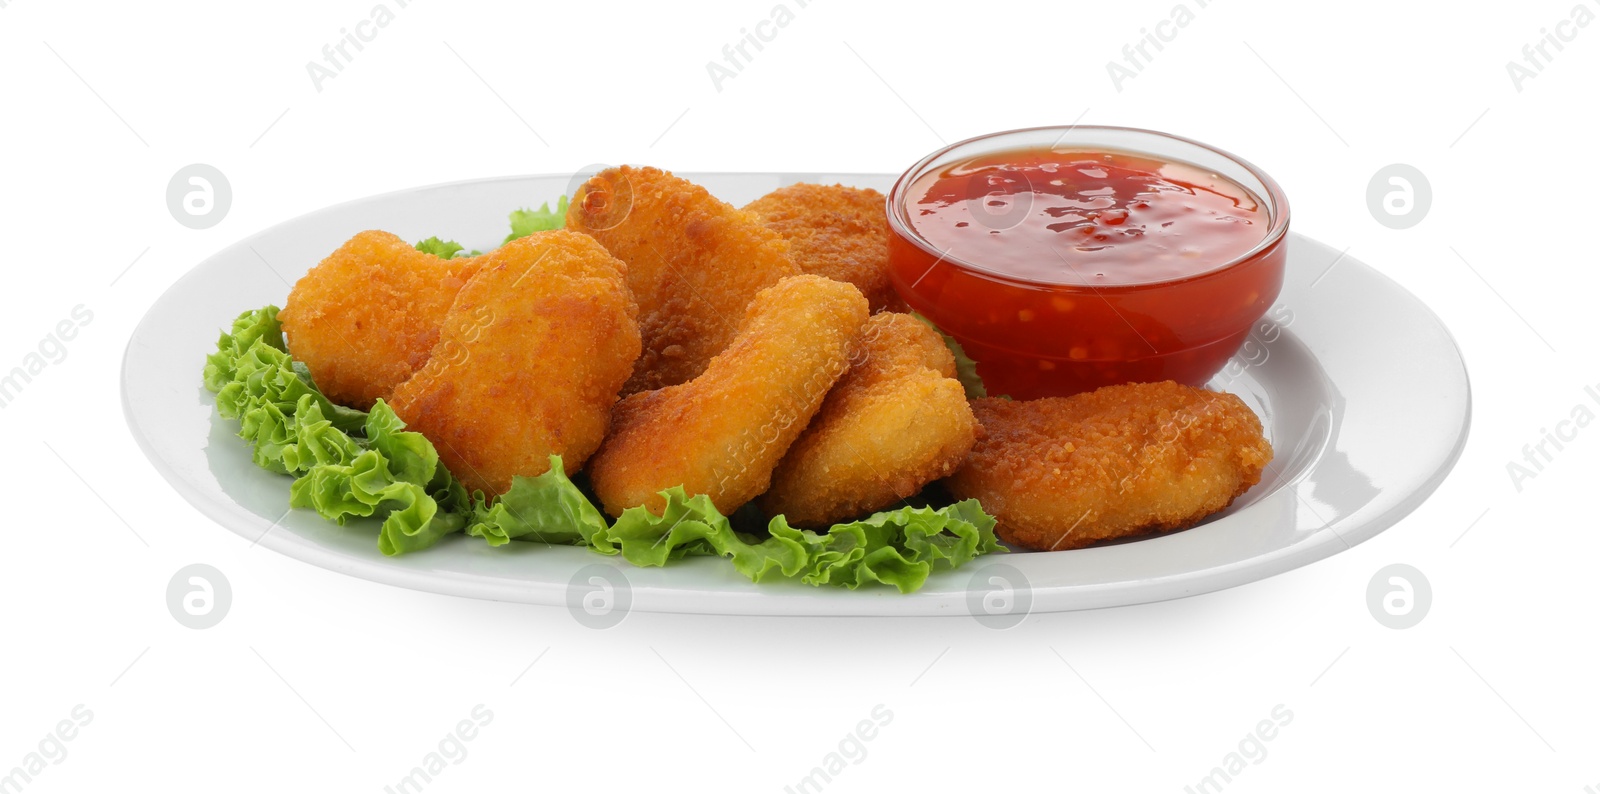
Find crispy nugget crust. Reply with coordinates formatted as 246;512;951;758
744;183;907;313
946;382;1273;551
566;166;800;394
279;230;484;410
588;275;869;517
387;231;640;496
760;313;976;526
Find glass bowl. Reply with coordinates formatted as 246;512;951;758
886;125;1290;400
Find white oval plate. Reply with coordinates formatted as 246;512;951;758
122;172;1471;616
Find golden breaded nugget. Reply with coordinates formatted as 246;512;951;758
745;183;907;313
388;231;640;496
280;231;483;409
946;382;1273;551
760;313;976;526
588;275;869;517
566;165;800;393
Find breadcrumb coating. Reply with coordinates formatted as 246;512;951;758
280;230;484;410
760;313;975;526
388;231;640;496
946;382;1272;550
744;183;907;313
588;275;869;517
567;165;800;394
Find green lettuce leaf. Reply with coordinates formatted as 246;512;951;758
609;492;1000;593
504;196;569;243
204;306;367;474
470;468;1002;592
206;307;470;555
288;400;470;556
776;499;1002;593
607;488;814;583
414;237;472;259
277;395;365;474
467;455;614;551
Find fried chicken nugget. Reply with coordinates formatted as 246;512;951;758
587;275;869;517
280;231;484;410
946;382;1272;551
387;231;640;496
744;183;907;313
759;313;976;526
566;165;801;394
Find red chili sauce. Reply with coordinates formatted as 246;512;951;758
889;147;1284;399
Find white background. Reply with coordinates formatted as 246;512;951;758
2;0;1597;791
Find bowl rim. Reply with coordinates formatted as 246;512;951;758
885;123;1293;292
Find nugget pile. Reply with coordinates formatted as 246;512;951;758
280;167;1273;549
